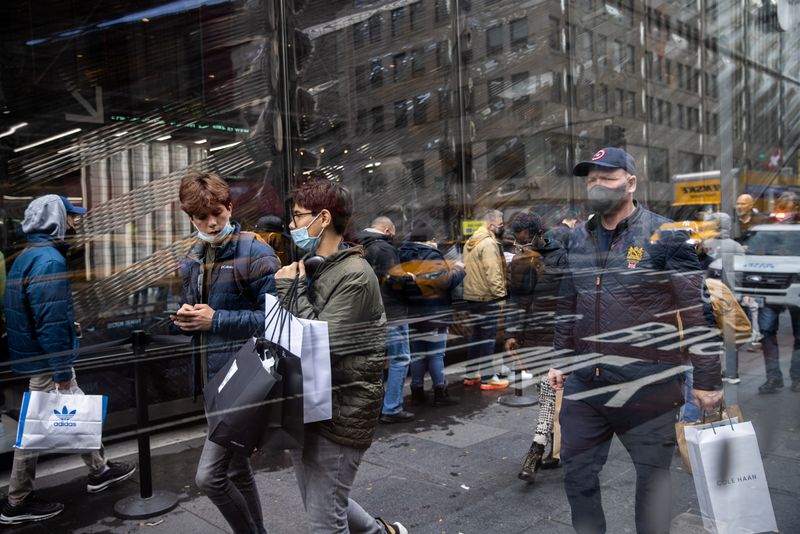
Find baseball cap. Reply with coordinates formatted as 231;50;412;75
573;147;636;176
60;196;87;215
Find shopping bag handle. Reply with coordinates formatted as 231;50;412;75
702;403;736;434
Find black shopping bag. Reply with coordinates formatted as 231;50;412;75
203;338;277;456
259;340;305;450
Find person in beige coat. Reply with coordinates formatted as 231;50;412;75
462;209;509;389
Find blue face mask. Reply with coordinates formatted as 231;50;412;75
195;221;234;244
291;212;323;252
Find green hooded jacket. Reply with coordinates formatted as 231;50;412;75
276;246;386;449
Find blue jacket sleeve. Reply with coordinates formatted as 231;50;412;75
212;242;281;339
26;258;76;382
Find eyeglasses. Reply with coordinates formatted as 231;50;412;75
291;211;316;225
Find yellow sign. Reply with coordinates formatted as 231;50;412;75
673;179;721;206
462;220;483;236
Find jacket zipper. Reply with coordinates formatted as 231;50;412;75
592;226;621;377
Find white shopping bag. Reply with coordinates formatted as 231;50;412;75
265;294;332;423
15;390;107;453
684;419;778;534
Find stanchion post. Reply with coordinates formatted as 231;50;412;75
114;330;178;520
498;362;538;407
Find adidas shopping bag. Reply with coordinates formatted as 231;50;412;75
15;390;107;453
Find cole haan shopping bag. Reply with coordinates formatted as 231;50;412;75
684;418;778;534
204;337;279;456
675;405;744;474
15;390;107;453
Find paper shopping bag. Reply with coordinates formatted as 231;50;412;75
204;337;279;456
296;317;332;423
15;390;107;453
676;405;743;474
264;293;332;423
552;388;564;460
684;419;778;534
259;346;305;450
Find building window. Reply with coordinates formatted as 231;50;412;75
392;53;406;82
394;100;409;128
578;29;594;64
596;84;608;112
487;25;503;56
677;104;685;129
391;7;404;37
551;72;562;103
368;14;382;44
434;0;448;24
613;40;624;72
353;21;368;49
371;105;384;132
645;51;653;79
370;59;383;88
409;2;423;31
597;34;607;68
648;147;669;182
511;72;529;107
414;93;430;124
626;45;635;74
438;89;450;119
355;64;367;92
356;109;367;135
410;159;425;188
436;41;450;68
580;82;595;110
549;17;560;51
647;96;655;121
488;77;504;109
616;88;625;115
510;18;528;49
411;48;425;77
625;90;636;117
665;101;672;127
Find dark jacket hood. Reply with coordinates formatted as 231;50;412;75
354;229;392;247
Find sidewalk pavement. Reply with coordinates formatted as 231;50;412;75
2;342;799;534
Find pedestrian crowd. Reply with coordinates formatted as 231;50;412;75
1;148;798;533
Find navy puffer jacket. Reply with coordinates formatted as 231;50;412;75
179;224;280;380
554;204;722;391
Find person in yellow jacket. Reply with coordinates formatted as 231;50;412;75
462;209;509;389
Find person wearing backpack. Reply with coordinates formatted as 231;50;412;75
171;171;280;534
398;220;465;407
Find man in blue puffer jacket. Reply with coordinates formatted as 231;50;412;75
548;148;724;534
2;195;135;526
172;171;279;534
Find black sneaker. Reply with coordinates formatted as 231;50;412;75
758;378;784;394
379;411;415;424
87;461;136;493
0;494;64;525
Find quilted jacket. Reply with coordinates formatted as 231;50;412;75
554;204;722;391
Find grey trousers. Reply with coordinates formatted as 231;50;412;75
8;370;107;505
289;431;385;534
195;437;264;534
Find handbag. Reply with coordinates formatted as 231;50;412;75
684;413;778;534
203;336;279;456
15;389;107;453
704;278;752;344
258;276;305;450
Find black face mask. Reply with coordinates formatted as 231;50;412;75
492;225;505;238
587;183;628;214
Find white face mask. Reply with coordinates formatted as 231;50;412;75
195;221;234;244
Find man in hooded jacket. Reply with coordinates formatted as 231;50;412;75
2;195;135;525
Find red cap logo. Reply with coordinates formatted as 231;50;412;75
592;149;606;161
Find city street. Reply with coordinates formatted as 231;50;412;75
1;322;799;534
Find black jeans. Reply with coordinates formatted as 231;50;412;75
559;376;682;534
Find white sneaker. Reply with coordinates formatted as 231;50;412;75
520;370;533;380
499;364;511;376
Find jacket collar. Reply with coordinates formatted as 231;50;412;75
586;201;642;235
26;232;69;255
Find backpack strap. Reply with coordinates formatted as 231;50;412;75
232;231;259;297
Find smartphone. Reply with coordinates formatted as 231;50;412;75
162;310;179;317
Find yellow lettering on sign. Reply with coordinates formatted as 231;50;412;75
673;179;721;206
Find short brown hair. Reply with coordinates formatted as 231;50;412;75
179;171;231;216
292;176;352;235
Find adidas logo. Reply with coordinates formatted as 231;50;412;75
53;406;78;427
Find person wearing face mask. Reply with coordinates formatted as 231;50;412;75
276;178;407;534
2;195;136;525
462;209;510;390
503;211;568;482
549;147;724;533
174;171;280;534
